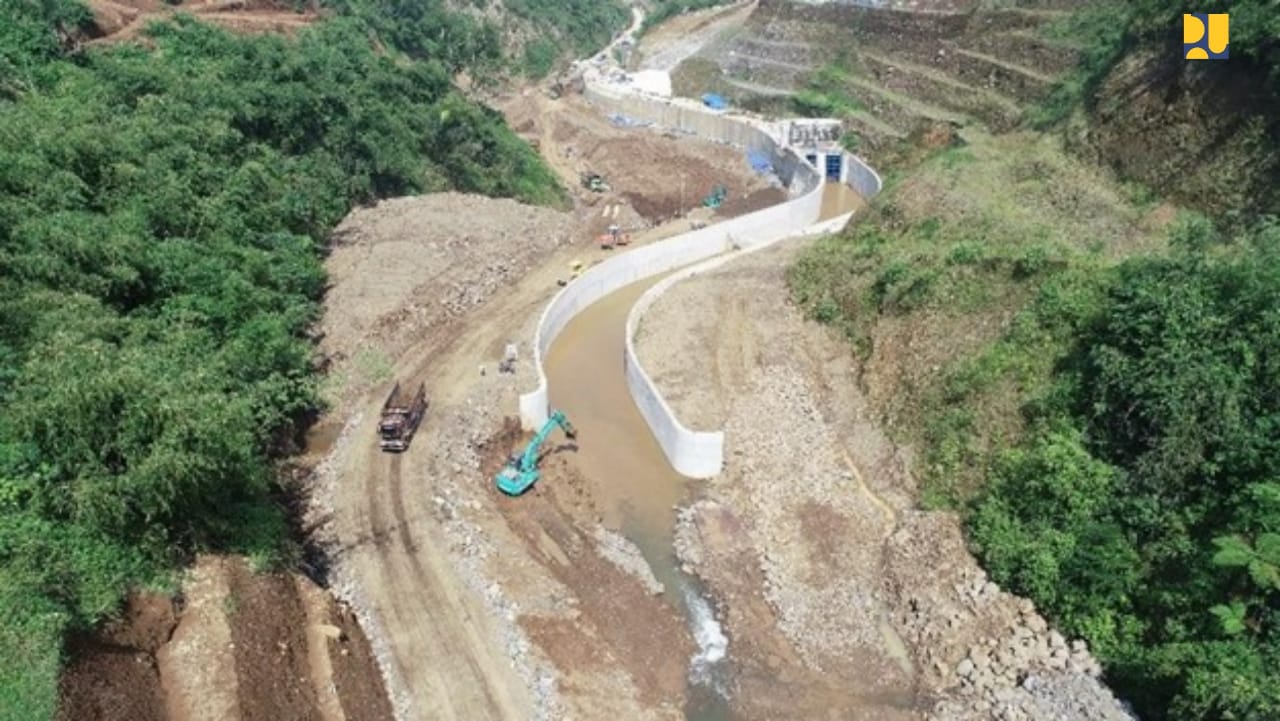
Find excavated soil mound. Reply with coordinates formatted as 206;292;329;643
57;557;394;721
86;0;318;44
58;595;177;721
502;92;779;229
319;193;576;408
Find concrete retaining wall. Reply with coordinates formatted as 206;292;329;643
843;149;883;198
584;84;816;196
520;77;881;478
616;141;881;477
621;208;854;477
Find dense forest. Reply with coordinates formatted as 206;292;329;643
640;0;733;33
0;0;591;717
966;220;1280;720
504;0;630;77
791;2;1280;720
974;5;1280;717
328;0;630;79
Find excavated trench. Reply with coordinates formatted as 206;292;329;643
543;183;861;720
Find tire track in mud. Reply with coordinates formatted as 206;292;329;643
387;455;415;554
387;417;508;717
338;315;518;721
364;316;534;721
350;445;509;720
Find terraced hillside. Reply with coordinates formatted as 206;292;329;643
675;0;1092;151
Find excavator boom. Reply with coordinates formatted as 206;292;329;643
495;411;576;496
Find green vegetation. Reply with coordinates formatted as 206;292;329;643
790;63;863;118
1030;3;1131;127
839;130;861;154
1034;0;1280;127
792;120;1280;718
641;0;734;34
523;37;560;79
328;0;628;80
326;0;503;73
967;222;1280;720
0;0;581;716
504;0;629;61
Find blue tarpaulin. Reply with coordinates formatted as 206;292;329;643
701;93;729;110
747;150;773;174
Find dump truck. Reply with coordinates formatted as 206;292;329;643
378;382;427;452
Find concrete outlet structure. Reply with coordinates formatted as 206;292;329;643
519;71;881;478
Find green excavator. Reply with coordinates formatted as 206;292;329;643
495;410;577;496
702;184;727;209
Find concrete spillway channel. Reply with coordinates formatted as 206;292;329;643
542;183;863;720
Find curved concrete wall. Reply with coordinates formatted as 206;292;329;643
584;84;815;196
520;77;881;479
519;81;822;428
843;151;883;198
623;151;880;477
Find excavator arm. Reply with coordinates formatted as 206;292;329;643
495;410;577;496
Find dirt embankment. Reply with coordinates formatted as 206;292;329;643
58;556;392;721
318;192;578;411
633;0;756;73
502;92;781;230
641;240;1132;721
1072;48;1280;218
84;0;318;44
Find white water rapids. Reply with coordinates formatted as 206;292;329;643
684;587;730;691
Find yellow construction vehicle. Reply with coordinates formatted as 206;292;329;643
557;259;584;286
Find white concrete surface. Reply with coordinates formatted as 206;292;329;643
630;69;673;97
520;69;881;479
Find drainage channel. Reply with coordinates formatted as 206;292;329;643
544;272;734;720
542;182;864;719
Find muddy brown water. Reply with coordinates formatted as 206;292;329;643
543;183;862;720
546;273;732;720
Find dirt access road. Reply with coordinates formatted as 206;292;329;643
308;53;787;720
633;1;756;73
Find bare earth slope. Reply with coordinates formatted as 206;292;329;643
642;240;1132;721
58;556;393;721
85;0;317;44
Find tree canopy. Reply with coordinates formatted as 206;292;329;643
968;220;1280;720
0;0;571;717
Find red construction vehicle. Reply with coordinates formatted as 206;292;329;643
598;223;631;250
378;382;427;452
